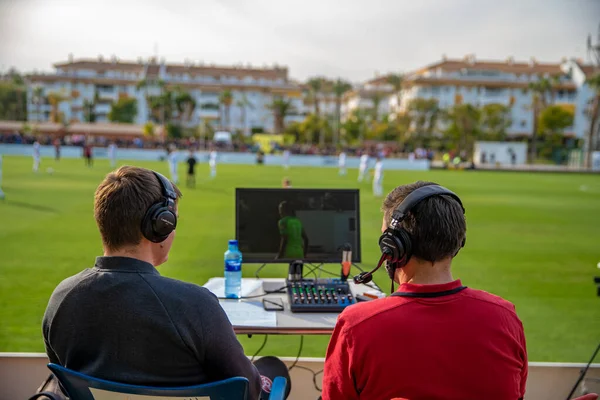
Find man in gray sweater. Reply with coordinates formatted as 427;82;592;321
42;166;262;399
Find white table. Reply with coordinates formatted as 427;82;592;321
215;278;383;335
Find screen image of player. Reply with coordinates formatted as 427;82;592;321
236;189;361;263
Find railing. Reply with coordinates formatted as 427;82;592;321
1;353;598;400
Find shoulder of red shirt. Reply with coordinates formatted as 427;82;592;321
338;279;520;332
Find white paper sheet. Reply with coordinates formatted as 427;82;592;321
218;301;277;327
203;278;263;298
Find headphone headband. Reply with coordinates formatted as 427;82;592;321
390;185;464;229
152;171;177;202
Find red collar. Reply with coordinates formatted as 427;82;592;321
396;279;464;295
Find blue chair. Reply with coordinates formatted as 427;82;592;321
48;363;287;400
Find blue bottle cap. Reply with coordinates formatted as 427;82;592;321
229;239;238;246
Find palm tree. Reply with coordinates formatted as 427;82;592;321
307;77;324;116
46;92;68;123
236;94;252;136
32;87;44;122
585;73;600;169
528;77;554;162
137;79;166;125
387;73;404;111
219;90;233;131
443;103;481;153
332;78;352;146
174;90;196;126
370;91;386;122
268;97;295;134
407;98;440;148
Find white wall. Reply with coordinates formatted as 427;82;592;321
473;141;528;165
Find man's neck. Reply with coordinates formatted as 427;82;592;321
397;258;454;285
104;247;155;266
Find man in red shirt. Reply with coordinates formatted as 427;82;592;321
322;181;527;400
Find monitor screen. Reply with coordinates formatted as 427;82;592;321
236;188;361;263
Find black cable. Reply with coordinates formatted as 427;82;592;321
250;335;268;362
303;264;320;280
314;369;324;391
287;335;304;371
293;365;323;392
254;263;267;279
217;285;290;300
565;340;600;400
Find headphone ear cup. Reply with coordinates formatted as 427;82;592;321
141;203;176;243
153;209;177;238
395;229;412;266
378;230;404;263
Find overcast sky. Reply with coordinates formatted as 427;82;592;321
0;0;598;82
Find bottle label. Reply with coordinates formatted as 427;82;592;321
225;260;242;272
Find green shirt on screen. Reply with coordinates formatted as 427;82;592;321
278;216;304;259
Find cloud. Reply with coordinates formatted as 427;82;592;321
0;0;598;81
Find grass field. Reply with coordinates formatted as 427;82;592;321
0;155;599;362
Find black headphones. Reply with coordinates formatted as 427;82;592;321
354;184;465;285
141;171;178;243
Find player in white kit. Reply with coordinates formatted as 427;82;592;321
358;153;369;182
108;143;117;168
209;149;217;178
338;151;347;176
167;148;179;184
372;157;384;197
282;149;290;169
32;141;41;173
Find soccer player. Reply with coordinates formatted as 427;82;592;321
32;140;41;173
282;149;290;169
358;153;369;182
338;151;347;176
276;201;308;260
108;142;117;168
372;157;384;197
54;138;61;161
209;149;217;179
186;150;197;188
282;177;292;188
167;147;178;184
84;144;93;167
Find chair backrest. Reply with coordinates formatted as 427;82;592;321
48;363;249;400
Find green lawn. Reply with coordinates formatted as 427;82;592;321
0;156;599;362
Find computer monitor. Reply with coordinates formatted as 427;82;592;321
236;188;361;263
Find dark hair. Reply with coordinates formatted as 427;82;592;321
94;166;182;251
279;201;295;216
382;181;466;262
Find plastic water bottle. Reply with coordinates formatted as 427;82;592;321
224;240;242;299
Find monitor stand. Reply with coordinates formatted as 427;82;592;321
287;260;304;282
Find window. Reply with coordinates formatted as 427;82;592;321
520;120;527;127
431;86;440;94
522;88;528;95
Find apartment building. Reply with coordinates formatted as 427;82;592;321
26;55;304;134
344;55;598;139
